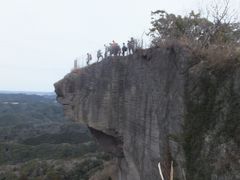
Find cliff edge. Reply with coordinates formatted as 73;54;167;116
54;46;240;180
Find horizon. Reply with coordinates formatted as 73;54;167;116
0;90;55;94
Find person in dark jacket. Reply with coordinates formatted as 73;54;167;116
97;50;103;62
86;53;92;65
122;43;128;56
128;37;136;54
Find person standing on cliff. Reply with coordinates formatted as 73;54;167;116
122;43;127;56
127;40;131;54
97;50;103;62
86;53;92;65
127;37;136;54
112;40;117;47
104;44;109;58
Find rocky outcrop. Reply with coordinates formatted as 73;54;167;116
55;46;240;180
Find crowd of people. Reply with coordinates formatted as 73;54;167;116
85;37;137;66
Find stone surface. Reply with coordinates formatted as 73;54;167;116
55;46;240;180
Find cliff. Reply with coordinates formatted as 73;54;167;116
54;45;240;180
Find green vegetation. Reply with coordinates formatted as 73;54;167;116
148;1;240;48
0;94;66;126
183;53;240;179
0;93;111;180
0;153;111;180
0;142;97;165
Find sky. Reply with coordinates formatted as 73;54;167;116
0;0;239;92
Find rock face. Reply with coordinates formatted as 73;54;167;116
55;46;240;180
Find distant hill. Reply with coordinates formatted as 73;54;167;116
0;93;64;126
0;90;55;96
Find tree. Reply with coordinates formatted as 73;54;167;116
148;0;240;48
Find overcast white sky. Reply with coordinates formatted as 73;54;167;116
0;0;239;92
